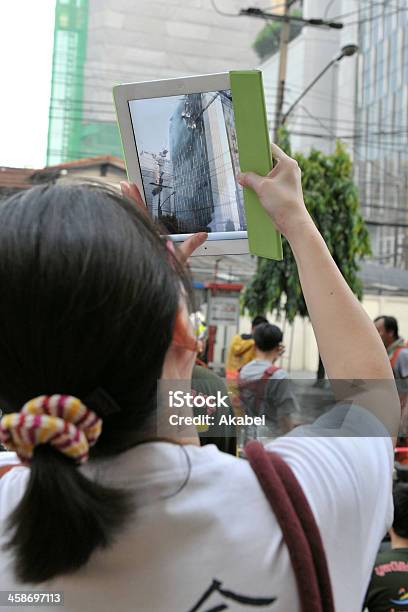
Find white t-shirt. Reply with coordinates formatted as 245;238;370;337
0;406;393;612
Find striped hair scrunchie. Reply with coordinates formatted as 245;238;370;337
0;395;103;465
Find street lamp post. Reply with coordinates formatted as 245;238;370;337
281;44;359;125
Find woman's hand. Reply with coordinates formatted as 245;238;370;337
120;181;207;264
277;343;285;358
237;143;312;240
120;181;146;209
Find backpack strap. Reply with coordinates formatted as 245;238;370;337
245;441;335;612
257;365;281;414
390;346;405;370
238;365;282;416
195;358;208;369
261;365;281;380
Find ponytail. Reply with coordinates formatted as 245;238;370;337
5;445;133;584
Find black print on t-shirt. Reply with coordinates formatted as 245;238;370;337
187;578;277;611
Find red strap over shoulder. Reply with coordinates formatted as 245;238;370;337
261;365;281;380
0;465;22;479
391;346;404;369
245;441;334;612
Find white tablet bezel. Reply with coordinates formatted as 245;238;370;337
113;73;249;256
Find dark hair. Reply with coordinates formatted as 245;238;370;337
374;315;399;339
253;323;283;352
251;315;268;329
393;482;408;538
0;182;188;583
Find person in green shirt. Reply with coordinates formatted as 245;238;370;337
191;364;236;456
364;482;408;611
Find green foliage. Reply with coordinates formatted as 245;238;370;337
243;131;371;323
276;125;292;155
253;10;303;61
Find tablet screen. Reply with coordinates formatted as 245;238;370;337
128;90;246;237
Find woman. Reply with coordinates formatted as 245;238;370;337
0;144;400;611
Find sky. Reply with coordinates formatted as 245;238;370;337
129;96;181;157
0;1;56;168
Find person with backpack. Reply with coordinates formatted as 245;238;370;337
375;316;408;461
238;323;299;439
0;144;400;611
374;316;408;379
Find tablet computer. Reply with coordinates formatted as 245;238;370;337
114;71;282;259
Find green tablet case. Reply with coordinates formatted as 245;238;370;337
230;70;283;260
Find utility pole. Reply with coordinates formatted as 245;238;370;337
240;2;343;140
273;0;294;140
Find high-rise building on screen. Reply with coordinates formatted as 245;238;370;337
47;0;268;165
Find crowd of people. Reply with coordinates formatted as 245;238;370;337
0;144;405;611
226;311;408;610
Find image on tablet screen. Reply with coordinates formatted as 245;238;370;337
128;90;246;235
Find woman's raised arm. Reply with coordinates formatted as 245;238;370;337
238;143;400;436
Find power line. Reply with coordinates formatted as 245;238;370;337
264;84;359;108
343;6;408;28
46;97;408;146
209;0;241;18
211;0;345;27
285;130;408;149
46;107;408;148
323;0;339;20
45;113;408;154
279;108;408;132
295;103;406;185
48;95;408;136
327;0;406;23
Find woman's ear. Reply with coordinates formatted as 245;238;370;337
161;302;198;383
172;301;198;352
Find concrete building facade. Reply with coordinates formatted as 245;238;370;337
47;0;272;164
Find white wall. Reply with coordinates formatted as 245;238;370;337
212;292;408;374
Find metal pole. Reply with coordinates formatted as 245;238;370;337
330;61;338;154
273;0;293;141
157;175;162;218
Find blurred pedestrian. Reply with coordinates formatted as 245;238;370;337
238;323;299;439
225;315;268;381
364;482;408;611
192;364;236;456
375;316;408;446
374;316;408;379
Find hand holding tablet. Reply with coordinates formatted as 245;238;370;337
114;70;282;259
238;143;311;241
120;180;208;265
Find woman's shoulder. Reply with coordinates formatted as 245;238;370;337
0;453;29;521
0;452;25;477
0;451;20;466
0;452;28;481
